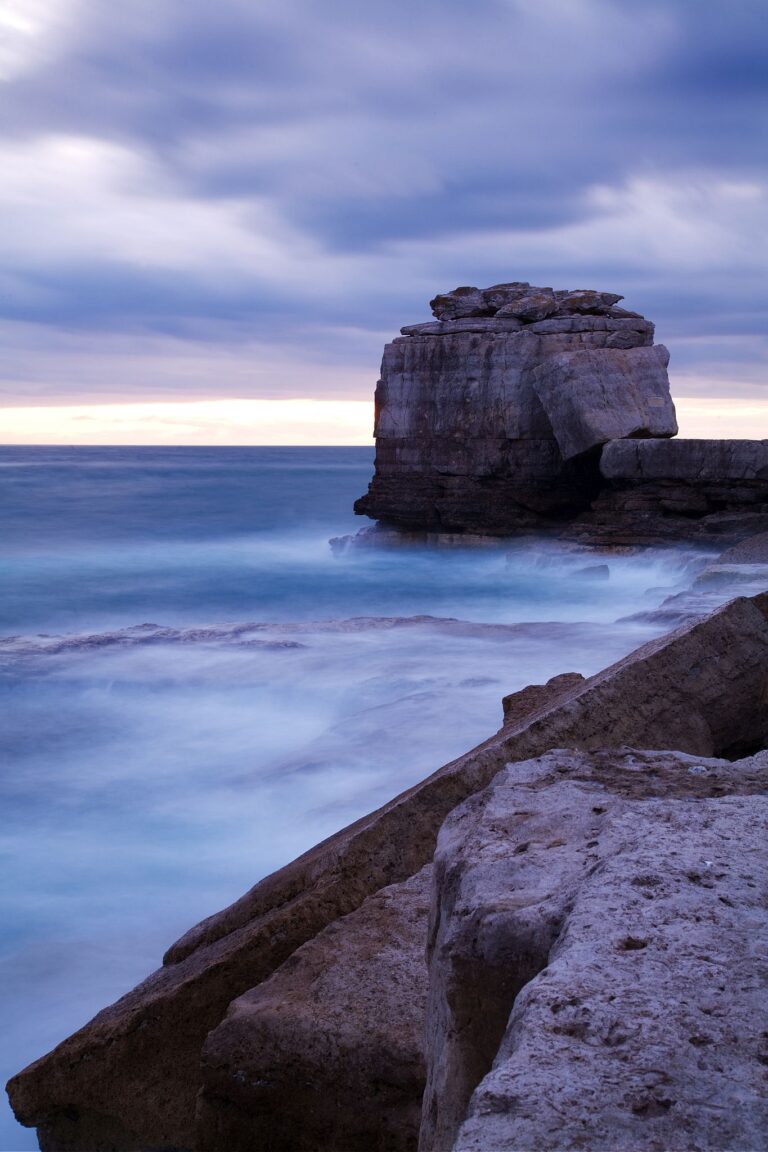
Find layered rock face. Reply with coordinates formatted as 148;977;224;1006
355;282;677;535
8;591;768;1151
355;281;768;543
198;866;432;1152
575;437;768;545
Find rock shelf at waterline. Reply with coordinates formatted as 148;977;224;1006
8;585;768;1152
354;281;768;544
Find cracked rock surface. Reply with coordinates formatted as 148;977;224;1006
424;748;768;1152
198;866;432;1152
355;282;673;536
7;593;768;1150
355;281;768;543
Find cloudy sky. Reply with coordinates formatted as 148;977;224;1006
1;0;766;442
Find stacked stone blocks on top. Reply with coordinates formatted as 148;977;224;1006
355;281;768;542
355;281;678;535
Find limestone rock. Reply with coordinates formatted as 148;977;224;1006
607;306;644;319
565;439;768;546
480;282;531;310
357;281;680;536
501;671;585;728
601;437;768;482
496;289;557;322
527;316;654;338
9;593;768;1150
198;866;432;1152
556;288;624;313
711;529;768;564
531;346;677;460
399;317;524;336
421;748;768;1152
429;287;491;320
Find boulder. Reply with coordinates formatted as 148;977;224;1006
539;345;675;455
555;288;624;313
531;346;677;460
710;529;768;564
429;287;491;321
199;867;432;1152
496;288;557;322
9;593;768;1150
421;747;767;1151
480;282;531;310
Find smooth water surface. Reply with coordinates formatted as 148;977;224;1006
1;446;713;1149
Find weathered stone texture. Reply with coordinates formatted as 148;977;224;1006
198;866;431;1152
601;437;768;482
428;749;768;1152
357;282;768;542
564;438;768;545
356;282;677;536
531;345;677;460
9;593;768;1150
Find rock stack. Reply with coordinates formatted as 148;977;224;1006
354;282;768;543
354;282;677;535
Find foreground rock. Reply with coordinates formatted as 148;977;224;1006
8;593;768;1149
424;748;767;1151
198;866;431;1152
355;281;768;544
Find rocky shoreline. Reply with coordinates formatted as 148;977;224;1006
7;552;768;1150
8;288;768;1150
354;283;768;545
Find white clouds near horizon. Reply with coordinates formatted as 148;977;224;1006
0;0;766;433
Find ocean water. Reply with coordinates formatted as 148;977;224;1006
0;446;717;1150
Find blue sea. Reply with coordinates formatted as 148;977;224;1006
0;446;717;1149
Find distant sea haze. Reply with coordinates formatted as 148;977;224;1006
0;445;721;1148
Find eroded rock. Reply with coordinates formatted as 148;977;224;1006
556;288;624;313
8;593;768;1150
531;346;677;460
496;288;557;322
198;866;432;1152
423;748;768;1152
356;282;677;536
565;439;768;546
429;287;491;320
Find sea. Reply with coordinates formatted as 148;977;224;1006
0;445;722;1149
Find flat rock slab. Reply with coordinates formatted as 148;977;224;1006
198;866;432;1152
422;748;768;1152
531;346;677;460
601;437;768;481
399;318;524;336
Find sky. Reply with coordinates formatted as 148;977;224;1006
0;0;766;443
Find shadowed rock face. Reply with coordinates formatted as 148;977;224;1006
355;283;768;544
198;866;432;1152
7;593;768;1151
531;346;676;461
566;438;768;546
355;283;675;536
428;748;768;1152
